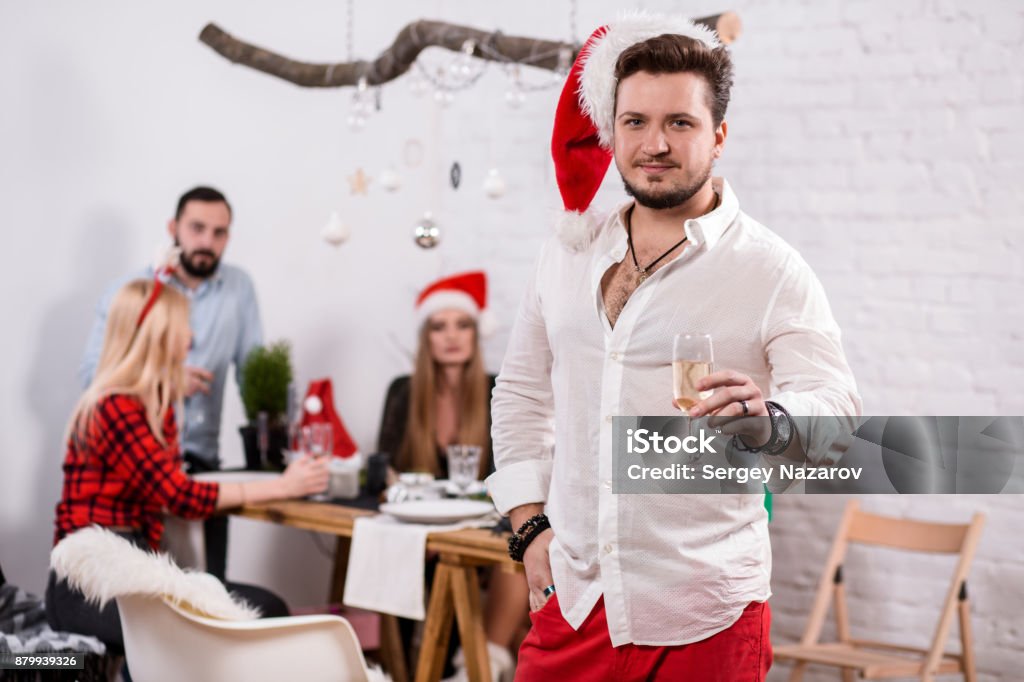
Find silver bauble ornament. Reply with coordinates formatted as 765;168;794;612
414;212;441;249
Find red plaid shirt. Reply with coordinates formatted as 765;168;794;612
54;394;220;550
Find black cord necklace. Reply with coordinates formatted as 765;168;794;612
627;192;719;283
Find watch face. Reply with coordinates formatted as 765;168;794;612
772;405;792;443
778;417;791;442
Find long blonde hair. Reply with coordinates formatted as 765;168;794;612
68;279;191;447
397;317;491;478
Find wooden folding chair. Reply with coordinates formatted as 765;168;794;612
774;500;985;682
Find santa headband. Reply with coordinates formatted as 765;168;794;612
551;12;722;251
137;246;183;326
415;271;496;336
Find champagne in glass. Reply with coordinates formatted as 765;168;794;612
672;333;714;412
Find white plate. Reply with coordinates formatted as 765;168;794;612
379;499;495;524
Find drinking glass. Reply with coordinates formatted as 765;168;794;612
301;424;333;500
672;333;714;412
446;445;482;498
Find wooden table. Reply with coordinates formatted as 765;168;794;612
232;499;519;682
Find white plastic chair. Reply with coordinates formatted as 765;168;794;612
50;526;387;682
118;594;383;682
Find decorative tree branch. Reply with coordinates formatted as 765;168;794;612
198;13;741;89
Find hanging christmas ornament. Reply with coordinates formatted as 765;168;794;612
379;167;402;192
343;5;379;129
504;64;527;109
434;89;455;107
483;168;506;199
409;72;430;97
321;210;351;246
413;212;441;249
505;87;526;109
348;168;371;195
450;162;462;190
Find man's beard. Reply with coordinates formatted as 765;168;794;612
175;240;220;279
622;162;713;210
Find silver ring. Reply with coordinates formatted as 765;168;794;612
542;584;556;598
740;400;749;416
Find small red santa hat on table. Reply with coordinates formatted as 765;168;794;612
416;270;496;337
552;12;722;251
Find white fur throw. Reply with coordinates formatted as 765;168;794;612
50;526;260;621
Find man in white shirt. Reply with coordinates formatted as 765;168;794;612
486;14;861;680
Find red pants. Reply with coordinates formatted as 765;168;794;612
516;596;771;681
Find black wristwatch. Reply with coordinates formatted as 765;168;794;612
733;401;793;456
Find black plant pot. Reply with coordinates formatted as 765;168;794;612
239;424;288;471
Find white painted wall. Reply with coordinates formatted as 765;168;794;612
1;1;1021;678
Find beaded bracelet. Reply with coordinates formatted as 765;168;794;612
508;513;551;562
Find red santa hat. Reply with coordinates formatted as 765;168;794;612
415;271;496;337
551;11;722;251
297;378;360;459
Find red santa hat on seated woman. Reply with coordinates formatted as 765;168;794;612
552;11;722;251
415;270;497;337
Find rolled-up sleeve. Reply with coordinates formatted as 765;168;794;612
760;254;862;475
486;246;556;515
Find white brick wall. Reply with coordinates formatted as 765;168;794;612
719;1;1024;678
723;0;1024;419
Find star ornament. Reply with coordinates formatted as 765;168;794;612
348;168;371;195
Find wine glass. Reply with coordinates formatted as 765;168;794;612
446;445;482;498
673;333;714;436
672;333;714;411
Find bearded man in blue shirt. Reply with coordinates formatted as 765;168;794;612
80;185;263;582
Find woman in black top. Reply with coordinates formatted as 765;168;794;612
377;272;526;680
377;373;497;479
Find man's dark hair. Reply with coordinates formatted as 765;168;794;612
175;186;232;220
614;34;734;127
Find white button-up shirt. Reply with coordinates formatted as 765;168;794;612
486;178;861;646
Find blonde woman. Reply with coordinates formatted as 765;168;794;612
47;278;327;651
377;272;527;682
380;273;493;479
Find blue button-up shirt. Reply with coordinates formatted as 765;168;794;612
80;264;263;467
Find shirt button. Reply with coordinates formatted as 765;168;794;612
603;480;612;490
609;352;620;361
605;415;613;423
603;543;614;555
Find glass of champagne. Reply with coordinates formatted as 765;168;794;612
673;333;714;418
447;445;482;498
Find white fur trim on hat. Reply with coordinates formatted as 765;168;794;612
555;209;600;252
417;290;481;323
579;11;722;149
476;309;498;337
50;526;261;620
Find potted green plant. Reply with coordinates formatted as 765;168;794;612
238;341;293;470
